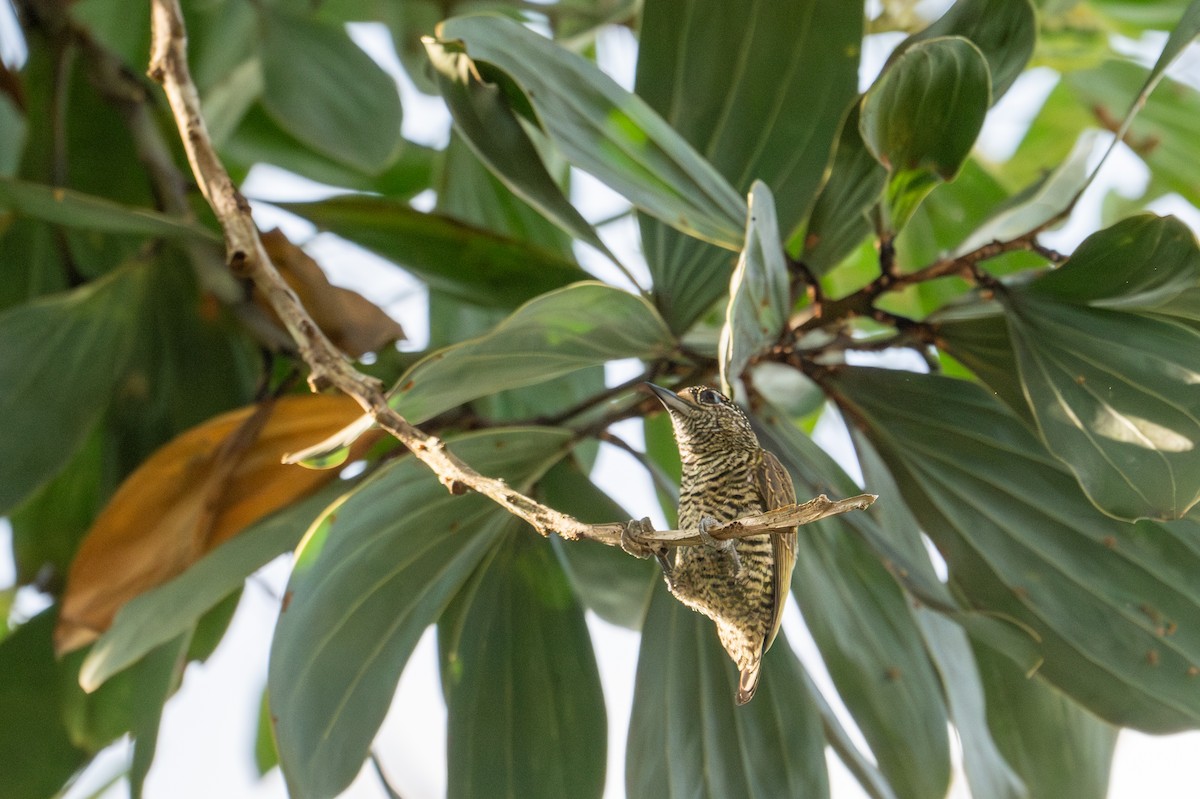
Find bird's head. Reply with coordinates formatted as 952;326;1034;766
646;384;760;454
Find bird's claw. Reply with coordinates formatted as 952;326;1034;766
621;517;657;559
622;518;675;583
698;516;742;577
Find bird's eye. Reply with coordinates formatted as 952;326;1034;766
696;389;723;405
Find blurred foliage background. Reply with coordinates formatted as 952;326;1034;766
2;0;1200;797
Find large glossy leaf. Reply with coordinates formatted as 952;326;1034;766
718;182;791;394
802;105;888;276
269;428;571;799
753;413;953;799
81;484;348;691
389;282;672;423
0;177;218;241
438;529;606;799
626;587;829;799
827;367;1200;731
0;263;147;513
1027;214;1200;318
890;0;1036;100
861;37;991;231
278;196;590;308
259;7;402;173
538;458;658;630
973;641;1117;799
634;0;862;330
436;15;746;250
423;37;616;261
1000;216;1200;520
931;299;1031;421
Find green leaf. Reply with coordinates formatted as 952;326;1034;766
1062;62;1200;209
259;7;402;174
436;133;573;260
752;412;953;799
718;182;791;394
224;105;435;199
787;511;951;799
0;263;148;513
827;367;1200;730
999;216;1200;520
423;37;617;262
279;196;590;308
269;428;571;799
387;283;674;425
955;132;1096;253
81;485;347;691
973;642;1118;799
861;37;991;231
0;177;219;242
129;634;189;799
626;588;829;799
915;610;1026;799
754;406;960;614
802;104;888;276
0;92;26;177
891;0;1036;100
930;299;1032;421
1003;297;1200;521
0;610;89;799
10;424;108;587
288;282;672;470
1027;213;1200;316
635;0;863;330
255;687;279;775
439;529;606;799
436;15;747;250
538;458;658;629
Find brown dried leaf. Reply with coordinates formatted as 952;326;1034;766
258;228;405;357
56;394;366;654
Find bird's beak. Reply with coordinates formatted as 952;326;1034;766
645;383;693;413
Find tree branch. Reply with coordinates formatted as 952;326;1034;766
146;0;875;554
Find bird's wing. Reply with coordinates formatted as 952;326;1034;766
755;449;797;651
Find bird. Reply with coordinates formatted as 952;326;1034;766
625;383;797;704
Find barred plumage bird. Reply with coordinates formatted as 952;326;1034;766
636;383;797;704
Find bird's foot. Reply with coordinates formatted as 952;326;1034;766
698;516;742;577
621;517;676;587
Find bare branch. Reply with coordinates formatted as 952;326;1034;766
146;0;876;556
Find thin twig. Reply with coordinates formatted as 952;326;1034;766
146;0;875;553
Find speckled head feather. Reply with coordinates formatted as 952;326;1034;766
647;385;760;453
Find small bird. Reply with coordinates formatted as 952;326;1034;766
626;383;797;704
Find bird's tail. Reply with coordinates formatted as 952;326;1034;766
736;659;762;705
